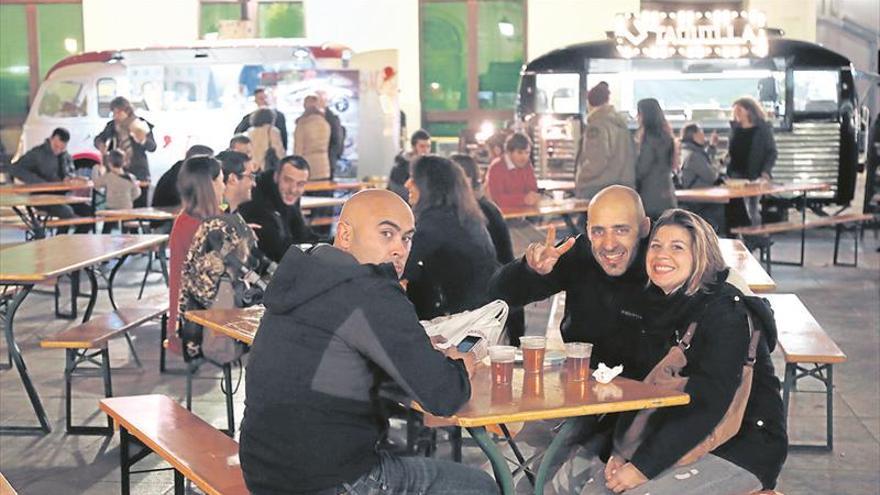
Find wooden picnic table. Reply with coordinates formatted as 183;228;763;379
0;194;93;239
0;234;168;434
304;180;366;193
0;180;93;194
718;238;775;293
185;306;688;494
501;198;589;236
300;196;347;210
536;179;575;192
99;206;178;223
674;181;831;204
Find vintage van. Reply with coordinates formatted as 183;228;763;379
15;40;401;182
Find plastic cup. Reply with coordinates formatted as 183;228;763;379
489;345;516;385
565;342;593;382
520;336;547;374
552;190;565;201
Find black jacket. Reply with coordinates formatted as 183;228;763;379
151;160;182;208
726;120;777;180
240;245;471;493
488;234;648;371
404;207;499;320
11;140;74;184
235;109;288;150
93;118;157;180
238;170;319;262
619;273;787;489
479;196;514;264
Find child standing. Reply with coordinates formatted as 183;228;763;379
93;149;142;233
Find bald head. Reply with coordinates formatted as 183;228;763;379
587;185;650;277
335;190;415;277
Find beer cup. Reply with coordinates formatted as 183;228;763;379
520;336;547;374
488;345;515;385
564;342;593;382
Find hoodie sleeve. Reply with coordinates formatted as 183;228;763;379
352;280;472;417
630;297;750;479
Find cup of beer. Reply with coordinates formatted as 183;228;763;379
488;345;516;385
520;336;547;374
564;342;593;382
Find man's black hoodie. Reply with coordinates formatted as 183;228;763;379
239;245;471;494
238;170;319;262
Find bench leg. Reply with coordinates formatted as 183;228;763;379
833;224;861;267
826;365;834;450
222;362;235;437
174;470;184;495
123;331;143;368
65;348;113;435
787;363;834;451
781;363;795;428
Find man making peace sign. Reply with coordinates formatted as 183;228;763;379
488;185;652;373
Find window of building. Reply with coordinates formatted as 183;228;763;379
0;1;84;126
200;1;305;39
420;0;526;137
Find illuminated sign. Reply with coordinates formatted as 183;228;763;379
614;10;770;59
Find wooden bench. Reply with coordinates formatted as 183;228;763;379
765;294;847;450
731;213;875;272
0;472;17;495
307;215;336;227
40;306;168;434
99;394;248;495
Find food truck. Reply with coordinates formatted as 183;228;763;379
516;9;869;208
15;40;401;182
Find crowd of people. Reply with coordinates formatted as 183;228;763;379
7;84;789;495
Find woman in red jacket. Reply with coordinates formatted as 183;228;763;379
165;155;225;357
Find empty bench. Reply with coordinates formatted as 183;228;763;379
100;394;247;495
40;306;168;434
732;212;875;273
765;293;847;450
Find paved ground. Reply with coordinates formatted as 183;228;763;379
0;226;878;494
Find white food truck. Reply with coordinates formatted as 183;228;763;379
14;39;401;183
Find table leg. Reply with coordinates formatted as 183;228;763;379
82;267;98;323
0;284;51;434
107;254;130;311
799;191;807;266
534;419;577;494
467;426;515;494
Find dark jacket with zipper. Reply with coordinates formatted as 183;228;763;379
239;245;471;493
726;120;777;180
617;271;787;489
93;118;157;180
238;170;319;262
488;234;648;372
11;139;74;184
403;206;499;320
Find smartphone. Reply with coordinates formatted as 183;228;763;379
456;335;482;353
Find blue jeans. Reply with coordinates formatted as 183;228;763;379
331;451;499;495
551;431;761;495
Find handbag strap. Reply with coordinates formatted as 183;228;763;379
676;322;698;350
745;313;760;366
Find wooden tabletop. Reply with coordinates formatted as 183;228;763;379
99;206;179;222
675;182;831;204
501;199;590;220
0;234;168;284
99;395;247;495
0;194;91;208
304;180;366;193
718;238;775;293
763;294;847;364
185;306;263;345
300;196;347;210
419;365;689;427
537;180;576;192
0;180;93;194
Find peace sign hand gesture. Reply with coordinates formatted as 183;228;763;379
525;225;575;275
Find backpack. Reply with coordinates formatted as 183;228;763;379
179;213;273;364
263;126;280;172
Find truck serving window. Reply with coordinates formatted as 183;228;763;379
97;78;117;118
535;73;580;114
38;80;86;118
793;70;839;114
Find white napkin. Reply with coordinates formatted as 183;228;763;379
592;362;623;384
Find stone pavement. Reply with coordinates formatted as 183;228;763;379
0;227;877;494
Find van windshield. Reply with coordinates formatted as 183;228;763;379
38;80;87;118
